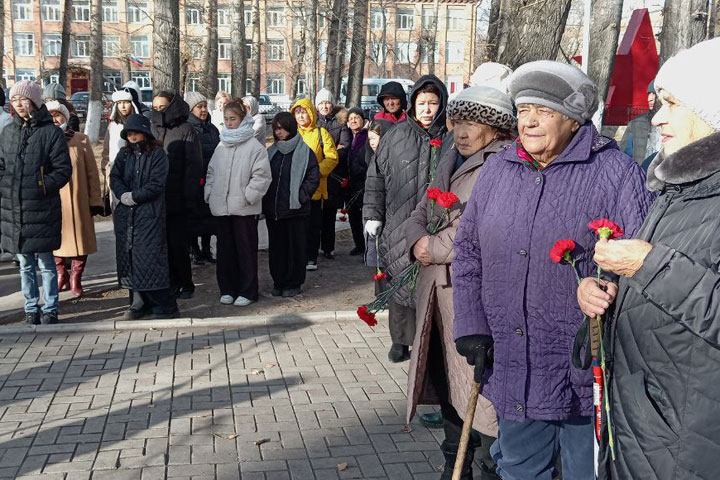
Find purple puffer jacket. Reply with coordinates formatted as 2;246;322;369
452;123;655;422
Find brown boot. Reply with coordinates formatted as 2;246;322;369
55;257;69;292
69;256;87;297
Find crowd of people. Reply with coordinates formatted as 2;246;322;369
0;34;719;480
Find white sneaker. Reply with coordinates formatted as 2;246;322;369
306;261;318;271
220;295;234;305
233;296;253;307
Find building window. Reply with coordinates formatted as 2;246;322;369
447;8;465;31
297;77;306;96
131;71;151;89
318;39;327;62
370;9;389;30
131;35;150;58
422;7;436;29
43;34;62;57
13;33;35;57
72;35;91;57
445;41;464;63
128;1;148;23
267;7;285;27
395;42;417;64
103;70;122;92
102;0;118;22
13;0;33;20
370;41;387;64
267;74;285;95
267;40;285;61
245;40;253;59
293;7;305;27
186;5;202;25
44;72;60;86
318;9;327;29
218;38;231;60
103;35;120;57
217;7;231;25
244;9;253;26
41;0;61;21
72;0;91;22
186;73;201;92
218;73;231;93
419;41;439;64
15;69;37;82
396;9;414;30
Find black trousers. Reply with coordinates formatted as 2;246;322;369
388;297;416;346
306;200;324;262
129;289;178;315
216;215;259;300
321;196;339;254
348;196;364;251
167;215;194;293
267;216;308;290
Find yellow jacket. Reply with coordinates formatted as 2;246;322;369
291;97;338;200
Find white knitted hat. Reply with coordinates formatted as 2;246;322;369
315;88;335;106
470;62;514;94
45;100;70;123
654;37;720;131
111;89;133;103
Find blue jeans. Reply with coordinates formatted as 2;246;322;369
17;252;59;313
491;416;593;480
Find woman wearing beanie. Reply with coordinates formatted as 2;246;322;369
205;101;271;307
405;87;516;480
185;91;220;265
102;88;139;209
364;74;450;363
111;114;178;319
263;112;320;297
42;82;81;132
451;61;654;479
588;37;720;480
242;96;267;145
46;101;104;298
374;81;408;123
345;107;368;255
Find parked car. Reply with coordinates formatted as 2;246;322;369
340;77;414;118
69;91;112;122
140;88;153;109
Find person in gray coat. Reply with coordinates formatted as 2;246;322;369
584;37;720;480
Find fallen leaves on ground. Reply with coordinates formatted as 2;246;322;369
254;438;270;446
337;462;348;471
213;433;238;440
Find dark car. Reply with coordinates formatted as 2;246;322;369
69;91;112;122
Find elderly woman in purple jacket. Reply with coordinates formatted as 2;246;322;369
451;61;655;480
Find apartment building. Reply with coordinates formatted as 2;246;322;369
3;0;478;98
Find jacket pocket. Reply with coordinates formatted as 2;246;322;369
621;370;679;449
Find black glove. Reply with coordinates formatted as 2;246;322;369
90;206;106;216
455;334;494;383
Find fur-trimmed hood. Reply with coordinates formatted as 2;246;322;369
646;131;720;191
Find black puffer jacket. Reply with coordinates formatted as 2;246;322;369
317;107;352;200
600;131;720;480
110;144;170;291
0;106;72;254
263;141;320;220
151;95;203;217
363;75;450;306
186;113;219;236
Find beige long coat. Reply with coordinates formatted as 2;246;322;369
405;139;509;437
53;132;103;257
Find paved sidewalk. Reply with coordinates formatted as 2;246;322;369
0;317;480;479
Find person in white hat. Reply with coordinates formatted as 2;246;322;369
102;88;139;210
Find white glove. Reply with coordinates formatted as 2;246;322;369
120;192;136;206
364;220;382;237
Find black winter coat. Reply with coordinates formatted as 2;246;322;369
186;113;219;237
0;106;72;254
601;131;720;480
151;95;203;217
317;107;352;200
110;144;170;291
67;113;80;133
363;75;450;306
348;129;368;195
263;147;320;221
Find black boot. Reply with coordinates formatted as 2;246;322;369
191;243;204;266
440;440;474;480
387;343;410;362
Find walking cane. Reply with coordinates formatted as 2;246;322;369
452;381;481;480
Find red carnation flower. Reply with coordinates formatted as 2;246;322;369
430;138;443;148
373;271;387;281
200;177;205;186
341;178;349;188
357;306;377;327
427;188;442;201
436;192;459;209
550;239;576;264
339;216;347;222
588;219;623;239
340;208;348;214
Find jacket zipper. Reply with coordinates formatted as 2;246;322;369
274;152;285;221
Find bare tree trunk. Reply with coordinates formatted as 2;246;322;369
0;0;5;87
709;0;717;38
85;0;103;144
323;0;344;97
59;0;73;88
332;5;348;99
153;0;181;93
290;29;307;100
588;0;623;107
496;0;573;69
251;0;261;96
306;0;319;99
660;0;708;64
202;0;219;99
428;0;440;75
484;0;502;62
346;0;368;107
231;0;248;98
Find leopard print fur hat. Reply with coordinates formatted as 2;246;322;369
447;86;516;131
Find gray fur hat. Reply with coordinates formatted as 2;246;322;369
508;60;598;124
42;82;67;101
447;86;516;131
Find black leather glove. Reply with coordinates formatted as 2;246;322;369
455;334;494;383
90;206;106;216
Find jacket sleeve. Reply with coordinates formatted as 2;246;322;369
628;242;720;347
428;221;459;265
406;195;429;261
362;138;388;223
42;128;72;194
317;128;338;177
183;128;204;208
451;182;491;340
101;133;110;193
109;151;129;197
336;125;352;172
244;147;272;206
132;149;168;204
204;149;218;203
299;150;320;205
82;138;104;207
